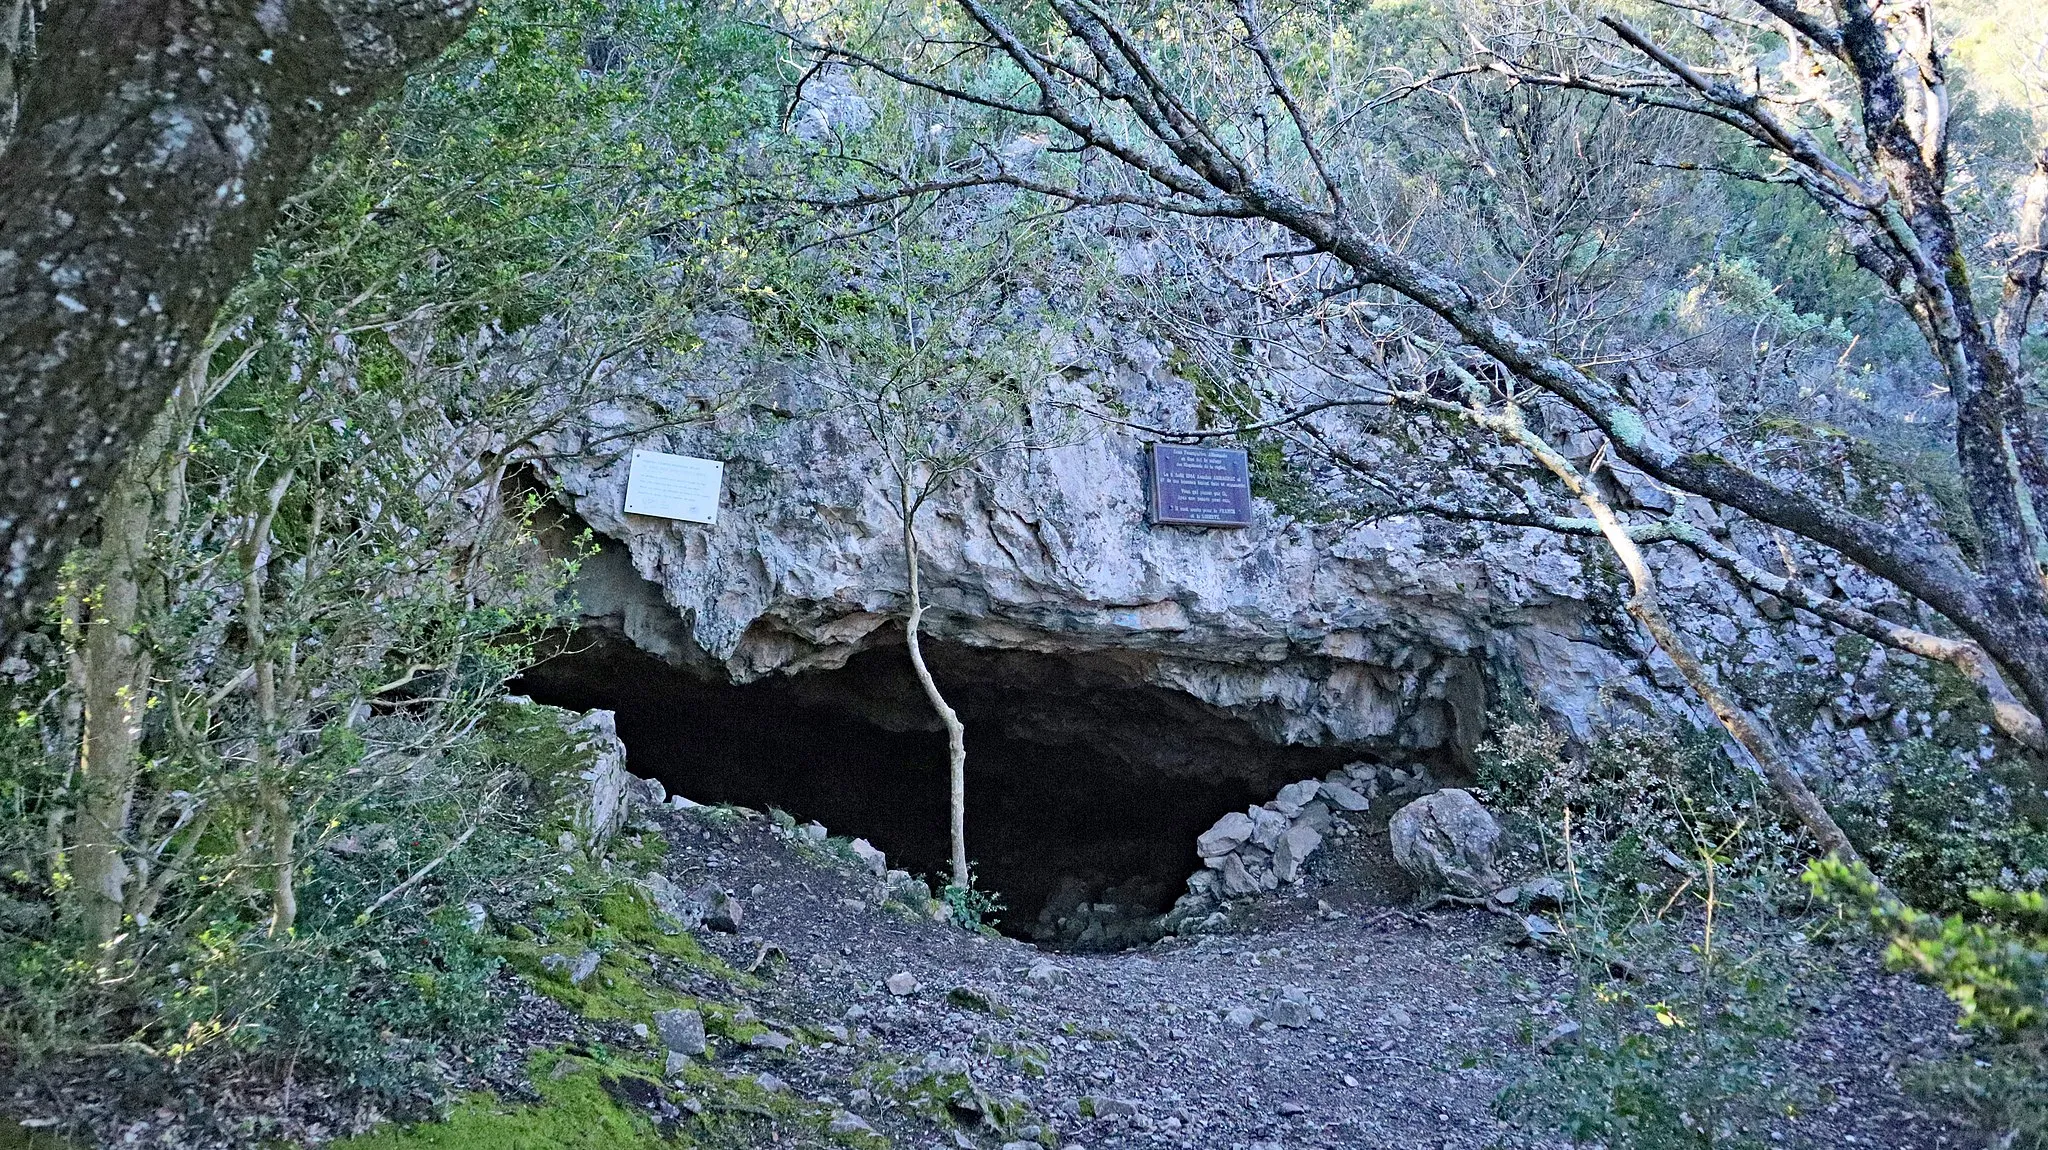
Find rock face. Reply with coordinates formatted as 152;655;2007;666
530;307;1931;793
1389;789;1505;899
530;318;1713;776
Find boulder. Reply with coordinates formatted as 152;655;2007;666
1217;853;1262;898
1271;780;1321;816
642;871;703;930
1268;986;1318;1029
885;869;933;907
627;774;666;808
1272;823;1323;884
541;950;602;985
1196;811;1256;857
1321;780;1372;812
703;889;743;933
829;1112;876;1137
654;1008;707;1055
849;837;888;876
1026;959;1070;987
1388;789;1503;899
1247;805;1289;850
556;706;633;851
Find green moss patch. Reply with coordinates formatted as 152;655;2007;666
337;1053;669;1149
857;1055;1044;1140
495;880;756;1023
341;1050;887;1149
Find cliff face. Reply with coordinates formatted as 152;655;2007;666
529;313;1768;780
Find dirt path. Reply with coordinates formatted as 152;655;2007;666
626;800;1972;1150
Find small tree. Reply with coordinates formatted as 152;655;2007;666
7;0;762;1025
778;212;1058;895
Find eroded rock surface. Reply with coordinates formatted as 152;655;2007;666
531;314;1949;789
531;320;1678;770
1389;789;1505;900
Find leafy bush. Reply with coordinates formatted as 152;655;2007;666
1480;714;1842;1147
1834;739;2048;914
1476;713;1807;898
941;879;1004;935
1809;860;2048;1145
1499;823;1805;1149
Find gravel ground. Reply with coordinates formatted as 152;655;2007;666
2;797;1980;1149
632;800;1976;1150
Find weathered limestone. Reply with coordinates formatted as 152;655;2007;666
1389;789;1504;900
530;319;1714;775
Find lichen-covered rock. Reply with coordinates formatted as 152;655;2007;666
1389;789;1504;899
562;708;634;850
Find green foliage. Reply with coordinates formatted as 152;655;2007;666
254;0;776;345
941;881;1004;935
1480;712;1850;1146
1476;712;1806;896
1499;814;1807;1148
1808;859;2048;1144
1808;860;2046;1040
0;0;780;1116
0;723;587;1103
157;906;507;1099
1836;740;2048;914
1499;950;1801;1149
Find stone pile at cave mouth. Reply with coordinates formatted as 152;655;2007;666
511;627;1457;948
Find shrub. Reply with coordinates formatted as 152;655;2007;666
1834;739;2048;914
1476;713;1807;900
1499;823;1805;1149
941;879;1004;935
1809;860;2048;1146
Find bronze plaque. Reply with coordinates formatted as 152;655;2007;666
1148;443;1253;527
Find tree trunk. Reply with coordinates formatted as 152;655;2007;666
66;357;219;942
1482;399;1863;861
899;485;970;891
0;0;474;640
68;459;157;943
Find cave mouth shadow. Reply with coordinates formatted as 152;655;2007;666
512;629;1361;950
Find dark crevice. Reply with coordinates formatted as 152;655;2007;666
512;628;1364;947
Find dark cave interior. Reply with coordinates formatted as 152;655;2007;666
512;628;1363;946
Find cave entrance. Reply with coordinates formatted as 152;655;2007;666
513;629;1358;949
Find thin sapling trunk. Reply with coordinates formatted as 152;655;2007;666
899;479;970;891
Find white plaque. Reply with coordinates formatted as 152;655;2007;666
623;450;723;524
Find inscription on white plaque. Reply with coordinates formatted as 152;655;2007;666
623;450;724;524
